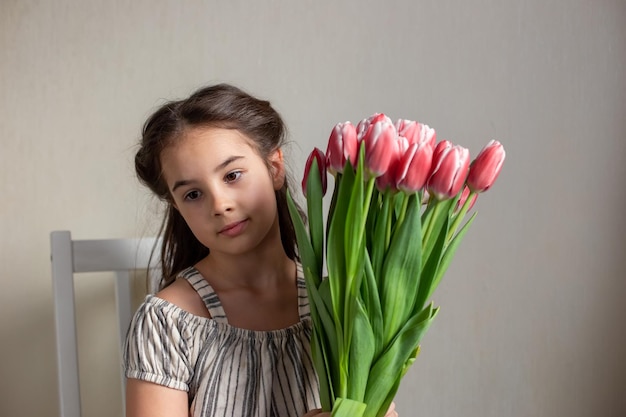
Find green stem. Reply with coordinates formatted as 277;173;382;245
421;199;442;252
384;192;394;252
361;179;376;233
447;191;476;243
395;192;410;227
420;194;435;232
327;173;341;237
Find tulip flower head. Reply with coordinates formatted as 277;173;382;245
356;113;393;140
359;116;398;178
427;143;470;200
395;141;434;193
374;135;405;192
467;140;506;193
431;139;452;170
326;122;359;175
396;119;436;148
302;147;328;196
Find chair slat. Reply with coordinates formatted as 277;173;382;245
50;231;160;417
115;270;133;413
72;237;160;272
50;231;82;417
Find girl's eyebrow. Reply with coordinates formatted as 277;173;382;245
215;155;244;172
171;155;244;192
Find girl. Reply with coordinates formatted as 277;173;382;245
124;83;397;417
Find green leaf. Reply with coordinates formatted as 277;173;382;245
306;158;325;280
331;398;367;417
368;192;393;279
365;188;381;254
401;346;421;378
335;145;375;398
426;212;477;303
311;328;333;411
393;190;406;219
414;211;449;313
286;191;319;284
421;198;454;271
420;194;435;226
344;144;371;281
380;193;422;346
362;252;383;357
370;191;392;280
347;297;376;401
317;278;342;391
447;190;475;242
325;161;356;396
326;173;341;236
301;267;334;409
363;304;439;417
326;161;355;323
373;375;402;417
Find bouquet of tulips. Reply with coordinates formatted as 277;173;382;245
287;113;505;417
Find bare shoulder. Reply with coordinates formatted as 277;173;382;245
156;278;211;319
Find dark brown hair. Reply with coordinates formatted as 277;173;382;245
135;83;302;290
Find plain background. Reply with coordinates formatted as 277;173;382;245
1;1;625;416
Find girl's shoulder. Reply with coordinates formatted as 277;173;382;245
155;274;211;319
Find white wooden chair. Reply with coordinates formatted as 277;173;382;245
50;230;161;417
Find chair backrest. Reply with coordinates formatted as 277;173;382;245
50;230;161;417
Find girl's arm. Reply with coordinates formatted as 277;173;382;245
126;378;189;417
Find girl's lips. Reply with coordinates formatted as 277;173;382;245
219;219;248;237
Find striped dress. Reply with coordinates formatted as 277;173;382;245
123;265;320;417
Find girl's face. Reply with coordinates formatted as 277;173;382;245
160;127;285;257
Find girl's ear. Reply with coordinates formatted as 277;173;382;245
269;148;286;190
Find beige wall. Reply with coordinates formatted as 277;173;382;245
1;1;625;416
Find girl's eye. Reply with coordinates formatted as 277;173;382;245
184;190;201;201
224;171;242;183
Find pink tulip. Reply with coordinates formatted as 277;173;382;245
359;116;398;178
302;147;327;196
427;143;470;200
374;135;406;192
326;122;358;175
395;141;434;193
395;119;436;148
467;140;505;193
375;163;399;192
356;113;393;140
431;140;452;170
455;185;478;213
396;133;411;155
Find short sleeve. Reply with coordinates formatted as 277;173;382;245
123;296;205;392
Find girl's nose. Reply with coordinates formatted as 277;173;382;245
209;191;233;216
